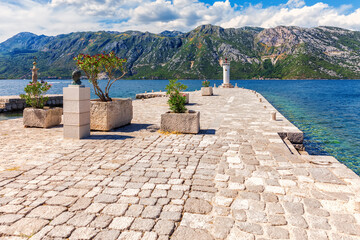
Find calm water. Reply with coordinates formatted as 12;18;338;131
0;79;359;175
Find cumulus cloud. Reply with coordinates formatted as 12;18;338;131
221;2;360;30
0;0;360;42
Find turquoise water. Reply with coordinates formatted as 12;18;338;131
0;79;359;175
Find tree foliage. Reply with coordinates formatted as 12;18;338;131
165;79;187;113
74;52;126;101
20;81;51;108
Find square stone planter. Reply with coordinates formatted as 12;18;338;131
23;107;63;128
161;110;200;134
181;92;189;104
201;87;213;96
90;98;133;131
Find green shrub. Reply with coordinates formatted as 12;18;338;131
202;80;210;87
20;81;51;108
165;79;187;113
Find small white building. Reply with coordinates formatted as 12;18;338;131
221;58;234;88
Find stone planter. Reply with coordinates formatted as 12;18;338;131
181;92;189;104
23;107;63;128
201;87;213;96
161;110;200;134
90;98;133;131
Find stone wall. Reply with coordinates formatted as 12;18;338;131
135;92;166;99
0;95;63;113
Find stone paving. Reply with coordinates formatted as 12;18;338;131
0;88;359;240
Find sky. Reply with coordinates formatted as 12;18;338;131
0;0;360;42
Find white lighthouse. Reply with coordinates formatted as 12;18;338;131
221;58;233;88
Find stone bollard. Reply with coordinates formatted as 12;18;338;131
63;85;90;139
355;201;360;212
270;112;276;121
214;84;216;88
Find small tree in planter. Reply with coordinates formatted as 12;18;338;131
166;79;187;113
20;71;62;128
161;79;200;134
20;81;51;109
74;52;132;131
201;80;213;96
202;80;210;87
74;52;126;102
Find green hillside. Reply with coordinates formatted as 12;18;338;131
0;25;360;79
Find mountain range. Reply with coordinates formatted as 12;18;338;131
0;24;360;80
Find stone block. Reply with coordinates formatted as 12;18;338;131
0;214;23;225
63;112;90;126
27;205;66;219
201;87;213;96
286;132;304;144
63;125;90;139
63;85;90;101
47;225;74;238
94;230;120;240
180;92;189;104
109;217;134;230
161;111;200;134
63;99;90;113
4;218;49;236
70;227;98;239
23;107;62;128
90;98;133;131
130;218;155;231
172;226;214;240
153;220;175;235
211;217;234;239
184;198;213;214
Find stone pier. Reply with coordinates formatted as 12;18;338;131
0;88;359;239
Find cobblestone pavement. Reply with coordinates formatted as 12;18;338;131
0;88;359;240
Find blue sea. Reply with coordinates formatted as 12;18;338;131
0;79;359;175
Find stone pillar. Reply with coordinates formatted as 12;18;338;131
270;112;276;121
63;85;90;139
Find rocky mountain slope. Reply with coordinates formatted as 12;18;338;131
0;25;360;79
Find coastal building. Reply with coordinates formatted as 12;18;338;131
220;58;234;88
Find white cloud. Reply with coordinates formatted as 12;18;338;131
0;0;360;43
285;0;306;8
220;2;360;31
